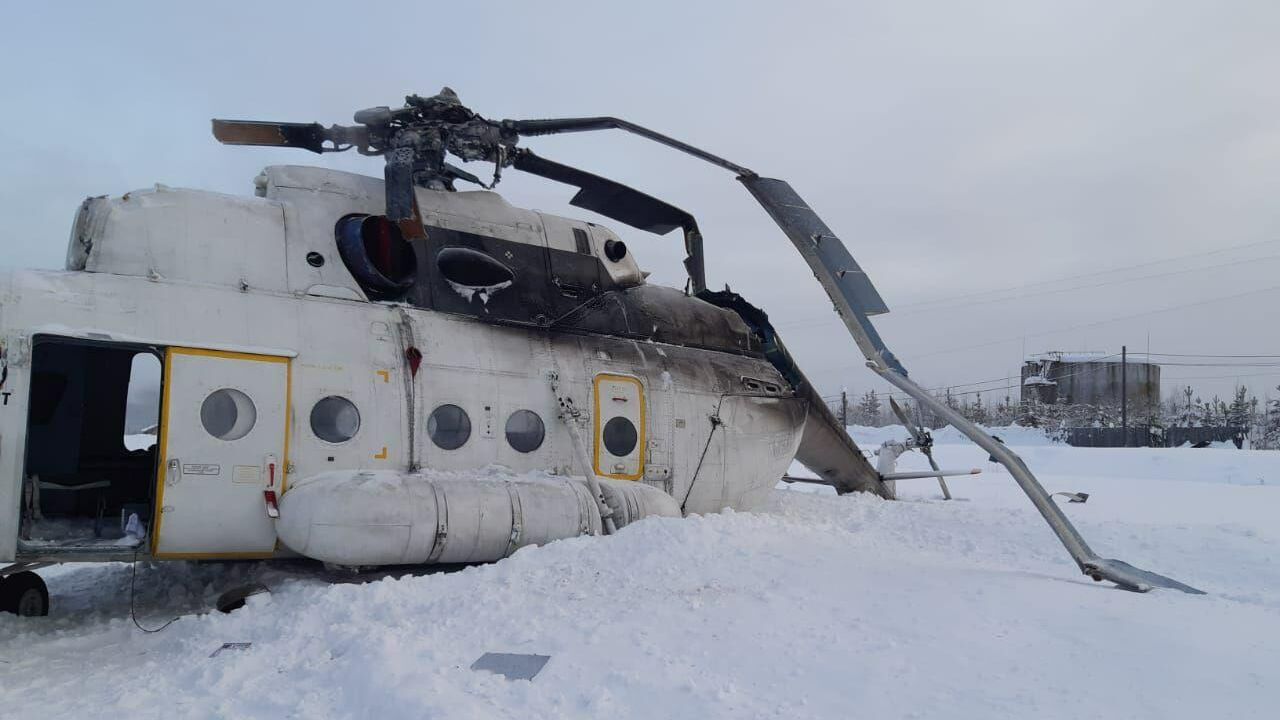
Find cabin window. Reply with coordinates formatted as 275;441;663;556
505;410;545;453
572;228;591;254
428;404;471;450
124;353;161;449
602;416;638;457
200;388;257;441
310;396;361;444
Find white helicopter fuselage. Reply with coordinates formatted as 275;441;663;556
0;166;806;566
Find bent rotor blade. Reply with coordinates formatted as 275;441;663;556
211;120;329;154
889;398;951;499
507;117;753;175
510;149;709;293
511;149;692;235
741;176;1202;594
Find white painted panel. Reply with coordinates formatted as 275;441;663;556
82;186;287;292
154;349;288;557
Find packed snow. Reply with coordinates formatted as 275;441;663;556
3;427;1278;719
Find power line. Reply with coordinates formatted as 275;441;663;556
782;253;1280;329
1145;361;1280;367
774;237;1280;329
825;356;1123;403
824;354;1280;405
892;237;1280;310
900;283;1280;362
1162;370;1280;382
804;283;1280;376
1135;352;1280;359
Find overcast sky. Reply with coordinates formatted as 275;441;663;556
3;1;1278;404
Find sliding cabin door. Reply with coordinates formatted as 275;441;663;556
152;349;289;558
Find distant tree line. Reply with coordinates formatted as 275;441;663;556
829;383;1280;449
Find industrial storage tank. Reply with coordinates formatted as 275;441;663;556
1020;351;1160;411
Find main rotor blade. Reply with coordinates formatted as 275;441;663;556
511;149;693;235
211;119;329;154
737;175;1195;591
506;117;753;176
510;148;709;292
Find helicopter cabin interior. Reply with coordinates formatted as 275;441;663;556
20;337;161;549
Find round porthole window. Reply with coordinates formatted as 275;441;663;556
200;388;257;441
428;404;471;450
601;416;638;457
505;410;545;453
310;396;360;443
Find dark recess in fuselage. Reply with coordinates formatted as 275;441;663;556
342;223;769;359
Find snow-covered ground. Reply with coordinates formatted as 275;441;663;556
3;427;1278;719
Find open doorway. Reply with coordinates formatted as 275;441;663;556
20;337;162;549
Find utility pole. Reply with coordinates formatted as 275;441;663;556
1121;345;1128;446
840;389;848;428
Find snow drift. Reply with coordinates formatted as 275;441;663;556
2;436;1277;719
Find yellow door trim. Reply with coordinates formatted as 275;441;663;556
592;373;646;481
149;349;176;556
167;347;291;364
152;347;292;559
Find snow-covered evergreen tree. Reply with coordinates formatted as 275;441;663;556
855;390;883;427
968;393;990;425
1226;385;1251;428
944;388;959;413
1172;386;1194;426
1017;398;1045;427
1263;386;1280;449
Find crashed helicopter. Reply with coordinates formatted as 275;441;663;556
0;89;1200;616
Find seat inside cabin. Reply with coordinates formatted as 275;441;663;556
21;340;160;548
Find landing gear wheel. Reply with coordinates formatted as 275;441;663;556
0;571;50;616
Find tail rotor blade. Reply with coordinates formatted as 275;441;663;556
920;444;952;500
211;119;329;154
889;398;924;444
889;397;951;499
912;403;952;499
